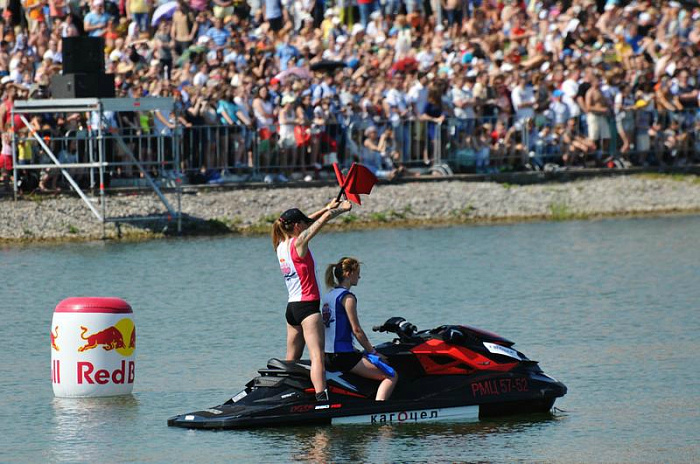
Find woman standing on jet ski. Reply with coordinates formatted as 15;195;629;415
322;257;398;401
272;200;352;402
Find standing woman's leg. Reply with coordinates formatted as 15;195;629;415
286;323;305;361
301;313;326;394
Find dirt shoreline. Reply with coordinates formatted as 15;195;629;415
2;173;700;244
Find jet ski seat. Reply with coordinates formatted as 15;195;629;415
260;358;312;377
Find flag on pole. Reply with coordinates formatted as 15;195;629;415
333;162;378;205
333;162;361;205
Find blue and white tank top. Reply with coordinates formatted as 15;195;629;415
322;287;355;353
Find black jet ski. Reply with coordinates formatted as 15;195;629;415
168;317;567;429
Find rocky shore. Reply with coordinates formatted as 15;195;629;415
2;173;700;243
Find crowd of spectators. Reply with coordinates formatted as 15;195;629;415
2;0;700;190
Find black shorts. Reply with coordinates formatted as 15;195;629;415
325;352;363;372
268;16;283;32
286;300;320;326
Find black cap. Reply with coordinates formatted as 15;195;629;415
280;208;313;225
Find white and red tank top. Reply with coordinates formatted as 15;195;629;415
276;237;320;302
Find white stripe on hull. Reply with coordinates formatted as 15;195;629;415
331;405;479;425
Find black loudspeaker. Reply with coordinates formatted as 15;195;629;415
50;73;115;98
62;37;105;74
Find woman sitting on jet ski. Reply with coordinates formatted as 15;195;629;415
272;201;352;402
322;257;398;401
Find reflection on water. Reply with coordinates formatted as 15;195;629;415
50;395;140;463
247;412;564;464
293;428;333;464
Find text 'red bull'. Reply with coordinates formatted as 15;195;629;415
77;360;135;385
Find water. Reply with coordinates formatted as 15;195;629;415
2;216;699;463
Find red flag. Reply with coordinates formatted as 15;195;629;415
332;162;377;205
345;163;377;198
333;162;361;204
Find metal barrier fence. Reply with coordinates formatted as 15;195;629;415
9;109;700;189
11;126;180;190
180;110;700;181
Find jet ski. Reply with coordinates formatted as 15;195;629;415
168;317;567;429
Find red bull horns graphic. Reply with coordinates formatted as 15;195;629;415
51;297;137;397
78;320;136;353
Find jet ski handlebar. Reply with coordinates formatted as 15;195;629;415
372;317;418;341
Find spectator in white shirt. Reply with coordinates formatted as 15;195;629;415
561;69;581;119
407;72;429;116
511;73;536;123
193;63;210;87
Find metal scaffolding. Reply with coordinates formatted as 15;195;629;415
11;97;182;237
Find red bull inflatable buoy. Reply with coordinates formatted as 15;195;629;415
51;297;136;397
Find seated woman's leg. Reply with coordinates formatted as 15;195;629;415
350;357;398;401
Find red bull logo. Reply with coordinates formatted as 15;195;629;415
77;318;136;356
75;318;136;386
51;326;60;351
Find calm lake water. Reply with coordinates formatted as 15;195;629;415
2;216;699;463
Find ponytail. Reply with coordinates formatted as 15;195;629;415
271;219;294;249
325;257;360;289
324;264;337;289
